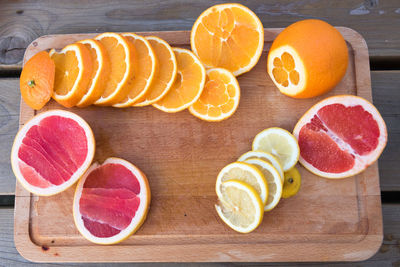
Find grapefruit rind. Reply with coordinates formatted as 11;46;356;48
11;110;95;196
293;95;387;179
73;157;151;245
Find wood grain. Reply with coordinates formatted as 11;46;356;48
12;28;382;262
1;0;400;69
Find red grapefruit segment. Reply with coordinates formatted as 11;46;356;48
11;110;95;195
293;95;387;179
73;158;150;245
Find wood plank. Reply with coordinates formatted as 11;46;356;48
0;0;400;69
2;205;400;266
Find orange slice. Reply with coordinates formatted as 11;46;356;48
267;19;348;98
49;43;93;108
20;51;55;110
191;3;264;76
133;36;177;107
76;39;111;107
189;68;240;121
94;32;136;106
153;48;206;113
113;33;158;108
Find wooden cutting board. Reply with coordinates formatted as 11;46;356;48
14;28;382;262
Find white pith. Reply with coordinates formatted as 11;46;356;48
11;110;95;196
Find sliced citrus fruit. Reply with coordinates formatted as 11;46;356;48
94;32;136;106
113;33;158;107
293;95;387;179
11;110;95;196
216;162;267;205
215;179;263;233
267;19;348;98
76;39;111;107
153;48;206;113
20;51;55;110
282;167;301;199
191;3;264;76
237;150;284;183
189;68;240;122
244;158;282;211
133;36;177;107
49;43;93;107
252;127;300;171
73;157;150;244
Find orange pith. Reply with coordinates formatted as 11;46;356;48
50;43;93;107
20;51;55;110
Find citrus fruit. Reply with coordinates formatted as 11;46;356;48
244;158;282;211
114;33;158;107
153;48;206;113
50;43;93;107
215;179;263;233
189;68;240;122
11;110;95;196
252;127;300;171
216;162;268;205
238;150;284;182
191;3;264;76
94;32;136;106
282;167;301;199
133;36;177;107
76;39;111;107
20;51;55;110
267;19;348;98
73;157;151;245
293;95;387;179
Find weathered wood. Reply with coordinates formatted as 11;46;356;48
2;205;400;266
0;0;400;69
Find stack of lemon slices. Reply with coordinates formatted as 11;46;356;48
215;127;302;233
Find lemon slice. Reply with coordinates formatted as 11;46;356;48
252;127;300;171
244;158;282;211
216;162;268;205
215;179;264;233
238;150;284;183
282;167;302;199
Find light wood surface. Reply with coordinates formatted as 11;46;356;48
13;28;383;262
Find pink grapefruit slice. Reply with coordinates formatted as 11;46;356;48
293;95;387;179
11;110;95;196
73;157;151;245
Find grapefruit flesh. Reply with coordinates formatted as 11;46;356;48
73;158;150;244
11;110;95;195
293;95;387;178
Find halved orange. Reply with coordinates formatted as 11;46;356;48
133;36;177;107
49;43;93;108
191;3;264;76
189;68;240;121
20;51;55;110
94;32;136;106
153;48;206;113
76;39;111;107
267;19;348;98
113;33;158;108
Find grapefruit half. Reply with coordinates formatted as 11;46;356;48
73;157;151;245
293;95;387;178
11;110;95;195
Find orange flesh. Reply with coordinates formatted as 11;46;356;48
82;43;99;92
52;50;80;96
271;52;299;86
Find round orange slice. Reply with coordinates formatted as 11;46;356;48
113;33;158;108
49;43;93;108
191;3;264;76
94;32;136;106
189;68;240;121
133;36;177;107
76;39;111;107
153;48;206;113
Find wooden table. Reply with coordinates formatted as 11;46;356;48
0;1;399;265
